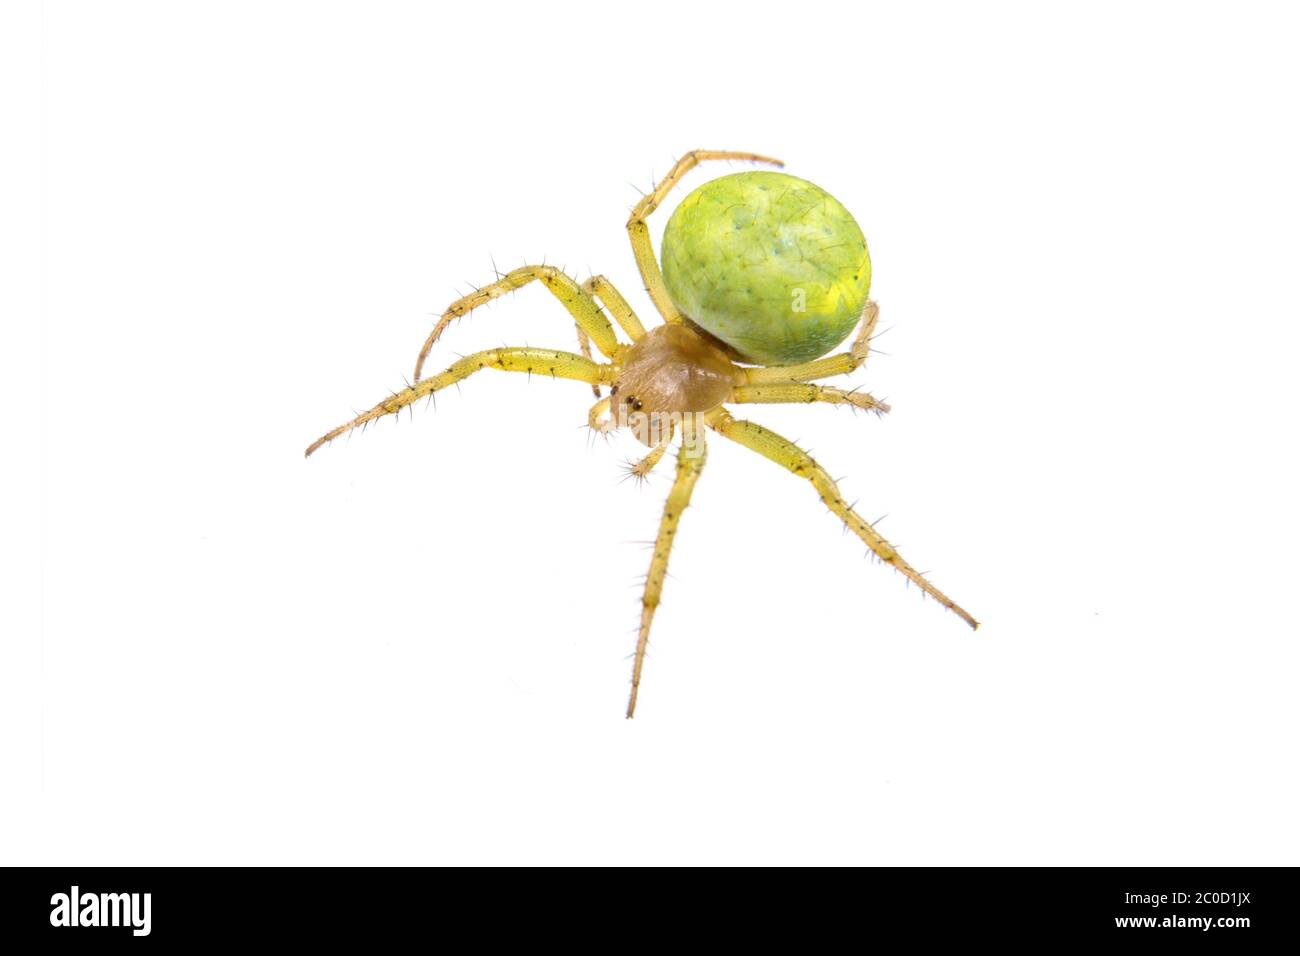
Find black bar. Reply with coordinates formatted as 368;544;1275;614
3;867;1293;945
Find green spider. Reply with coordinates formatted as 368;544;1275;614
306;149;978;717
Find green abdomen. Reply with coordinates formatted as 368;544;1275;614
660;170;871;366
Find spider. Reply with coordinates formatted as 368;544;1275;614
306;149;978;717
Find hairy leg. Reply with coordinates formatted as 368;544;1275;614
729;382;891;415
628;419;707;718
413;266;622;381
582;275;647;342
587;396;675;479
623;416;675;483
587;396;617;436
706;408;978;629
626;149;784;324
306;347;609;456
573;324;602;397
742;301;880;384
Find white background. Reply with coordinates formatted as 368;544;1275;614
5;1;1298;865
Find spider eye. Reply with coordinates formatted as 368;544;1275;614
632;398;644;411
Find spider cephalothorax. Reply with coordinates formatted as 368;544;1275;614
615;325;736;411
307;150;978;717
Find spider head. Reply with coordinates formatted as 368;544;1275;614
609;324;738;445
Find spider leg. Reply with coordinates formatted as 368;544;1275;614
742;300;881;384
627;416;707;718
588;396;674;479
574;274;648;397
582;275;647;341
573;324;602;398
623;416;675;483
626;149;784;324
729;383;891;416
414;265;622;381
306;347;609;457
705;408;978;629
587;396;615;434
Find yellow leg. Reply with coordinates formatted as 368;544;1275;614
582;275;647;341
587;396;674;479
307;347;609;456
705;408;978;629
587;395;615;435
573;324;602;398
729;383;891;415
576;274;647;397
623;416;675;483
628;418;707;718
626;149;784;324
413;266;622;381
742;301;880;384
